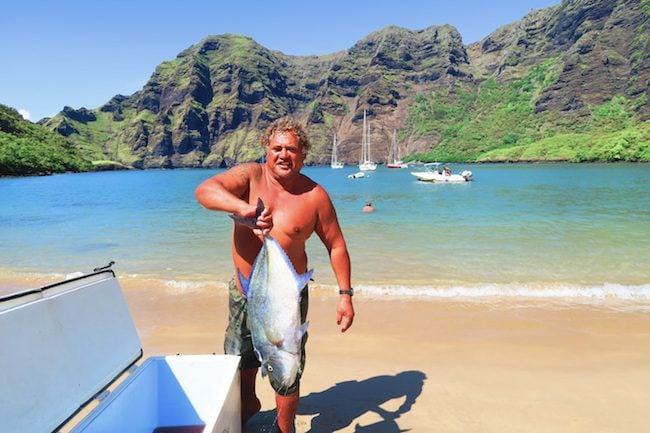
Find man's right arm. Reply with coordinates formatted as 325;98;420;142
195;163;258;215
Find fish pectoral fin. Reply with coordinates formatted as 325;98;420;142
265;328;284;348
296;269;314;292
254;348;269;378
253;348;264;365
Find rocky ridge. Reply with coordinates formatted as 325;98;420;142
43;0;649;167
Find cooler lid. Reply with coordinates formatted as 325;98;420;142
0;269;143;433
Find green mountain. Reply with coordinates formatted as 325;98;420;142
426;0;650;162
39;0;648;168
0;104;92;176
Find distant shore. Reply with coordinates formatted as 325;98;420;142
3;160;650;179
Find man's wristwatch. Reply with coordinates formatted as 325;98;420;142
339;288;354;296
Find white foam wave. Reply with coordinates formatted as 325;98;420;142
163;280;210;293
353;283;650;301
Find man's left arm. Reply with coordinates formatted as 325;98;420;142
314;189;355;332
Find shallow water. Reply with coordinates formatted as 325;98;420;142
1;163;649;301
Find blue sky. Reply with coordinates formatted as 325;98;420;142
1;0;560;122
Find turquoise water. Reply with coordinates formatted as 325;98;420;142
1;164;649;300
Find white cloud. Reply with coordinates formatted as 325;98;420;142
18;109;32;121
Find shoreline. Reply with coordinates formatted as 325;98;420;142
3;161;649;179
120;281;650;433
2;271;650;310
4;272;650;432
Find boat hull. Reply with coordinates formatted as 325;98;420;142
358;162;377;171
410;171;472;183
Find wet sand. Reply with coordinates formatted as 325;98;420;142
119;279;650;433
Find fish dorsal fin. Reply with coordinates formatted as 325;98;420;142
253;348;267;377
237;269;250;298
237;270;249;293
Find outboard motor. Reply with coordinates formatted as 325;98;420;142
461;170;473;181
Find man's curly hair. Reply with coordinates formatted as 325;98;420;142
260;117;311;155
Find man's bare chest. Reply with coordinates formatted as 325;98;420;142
248;186;317;240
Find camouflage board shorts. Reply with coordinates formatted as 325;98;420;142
224;279;309;395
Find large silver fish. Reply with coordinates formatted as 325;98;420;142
238;234;312;390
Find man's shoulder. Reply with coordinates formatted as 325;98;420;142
240;162;264;172
229;162;263;178
297;173;327;195
296;174;334;209
298;172;318;186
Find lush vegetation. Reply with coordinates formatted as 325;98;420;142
0;104;92;176
405;59;649;163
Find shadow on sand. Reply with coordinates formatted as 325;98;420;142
244;370;426;433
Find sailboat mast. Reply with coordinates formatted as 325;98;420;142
360;110;364;163
366;120;370;162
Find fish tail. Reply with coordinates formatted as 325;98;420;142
255;197;265;218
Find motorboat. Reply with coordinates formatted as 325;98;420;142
347;171;366;179
410;163;473;182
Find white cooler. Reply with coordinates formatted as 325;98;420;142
0;268;241;433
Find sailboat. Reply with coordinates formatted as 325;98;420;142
387;129;408;169
358;110;377;171
330;134;344;169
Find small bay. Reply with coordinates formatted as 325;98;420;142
1;163;648;302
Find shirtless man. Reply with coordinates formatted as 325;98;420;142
194;117;355;433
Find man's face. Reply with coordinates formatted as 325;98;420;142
266;131;305;179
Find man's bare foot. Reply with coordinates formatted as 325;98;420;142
241;396;261;425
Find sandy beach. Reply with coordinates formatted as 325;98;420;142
114;278;650;433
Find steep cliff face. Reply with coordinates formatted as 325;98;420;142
307;25;472;164
467;0;649;116
44;0;649;167
44;27;471;167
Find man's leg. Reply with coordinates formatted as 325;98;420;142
224;280;262;425
240;367;261;425
275;388;299;433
